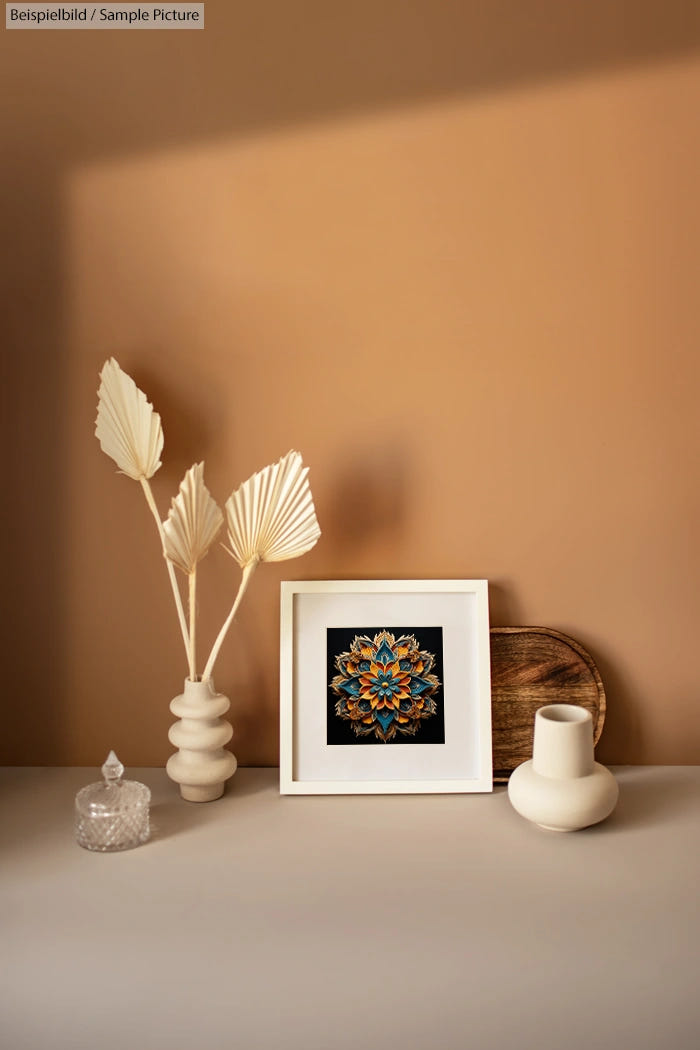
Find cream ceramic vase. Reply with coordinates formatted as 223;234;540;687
166;679;237;802
507;704;618;832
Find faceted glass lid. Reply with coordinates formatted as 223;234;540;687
76;751;150;818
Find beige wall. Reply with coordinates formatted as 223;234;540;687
3;3;699;766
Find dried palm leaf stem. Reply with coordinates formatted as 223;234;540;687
188;571;197;683
139;477;192;673
201;559;257;682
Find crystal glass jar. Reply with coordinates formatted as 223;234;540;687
75;751;151;851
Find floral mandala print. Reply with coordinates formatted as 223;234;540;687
331;630;441;742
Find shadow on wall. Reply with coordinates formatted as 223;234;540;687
2;0;699;761
588;640;647;766
4;2;699;165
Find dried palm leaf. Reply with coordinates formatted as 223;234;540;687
224;450;321;568
95;359;189;666
95;358;163;480
202;451;320;680
163;464;223;575
95;358;321;684
163;463;224;679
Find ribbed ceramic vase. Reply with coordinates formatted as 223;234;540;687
166;679;237;802
508;704;618;831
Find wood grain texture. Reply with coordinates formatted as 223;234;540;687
490;627;606;782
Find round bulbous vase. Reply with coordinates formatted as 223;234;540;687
166;678;237;802
508;704;618;832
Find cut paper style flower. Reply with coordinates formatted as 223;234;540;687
331;631;440;743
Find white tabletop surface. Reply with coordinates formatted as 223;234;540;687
1;766;699;1050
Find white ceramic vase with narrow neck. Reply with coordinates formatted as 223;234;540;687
507;704;618;832
166;678;237;802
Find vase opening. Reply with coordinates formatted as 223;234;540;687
539;704;589;724
532;703;594;780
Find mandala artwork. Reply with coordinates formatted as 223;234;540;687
330;630;441;743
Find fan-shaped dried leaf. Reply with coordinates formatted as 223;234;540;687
163;463;224;575
95;358;164;480
225;450;321;567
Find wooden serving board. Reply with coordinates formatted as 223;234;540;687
490;627;606;782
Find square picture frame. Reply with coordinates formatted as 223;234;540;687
280;579;492;794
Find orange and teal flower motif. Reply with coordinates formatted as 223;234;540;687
331;630;441;742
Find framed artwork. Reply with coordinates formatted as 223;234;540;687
280;580;492;794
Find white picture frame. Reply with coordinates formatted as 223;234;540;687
280;580;492;794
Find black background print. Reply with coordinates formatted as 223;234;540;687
326;626;445;745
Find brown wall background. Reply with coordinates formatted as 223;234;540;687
2;2;699;767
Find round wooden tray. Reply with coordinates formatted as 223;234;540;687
490;626;606;782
